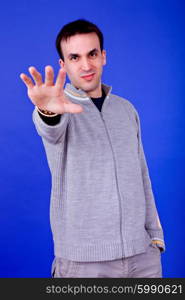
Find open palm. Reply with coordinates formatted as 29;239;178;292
20;66;83;114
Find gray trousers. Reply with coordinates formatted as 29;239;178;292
51;242;162;278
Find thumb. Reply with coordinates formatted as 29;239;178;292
64;102;84;114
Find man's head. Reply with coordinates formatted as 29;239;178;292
55;19;106;97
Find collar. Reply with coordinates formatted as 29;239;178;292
64;82;112;102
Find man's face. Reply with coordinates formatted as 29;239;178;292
59;33;106;97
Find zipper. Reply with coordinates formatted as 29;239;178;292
87;94;125;256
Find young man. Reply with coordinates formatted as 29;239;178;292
20;19;165;278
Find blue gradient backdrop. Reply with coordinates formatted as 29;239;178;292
0;0;184;277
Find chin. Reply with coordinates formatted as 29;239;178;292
72;77;100;93
81;82;100;93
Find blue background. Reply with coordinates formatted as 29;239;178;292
0;0;184;277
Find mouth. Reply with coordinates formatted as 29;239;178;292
81;73;95;81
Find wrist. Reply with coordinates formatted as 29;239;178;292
152;240;164;246
36;106;58;117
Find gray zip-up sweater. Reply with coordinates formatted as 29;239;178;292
32;82;165;262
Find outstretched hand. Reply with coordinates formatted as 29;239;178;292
20;66;84;114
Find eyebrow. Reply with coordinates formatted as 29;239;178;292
68;48;99;59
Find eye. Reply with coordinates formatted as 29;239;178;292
70;55;78;61
90;52;97;58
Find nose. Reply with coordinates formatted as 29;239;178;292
81;57;91;71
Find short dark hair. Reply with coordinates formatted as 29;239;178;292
55;19;104;61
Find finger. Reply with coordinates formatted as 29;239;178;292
28;66;43;86
55;68;66;90
20;73;34;89
45;65;54;86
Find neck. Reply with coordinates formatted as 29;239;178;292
73;82;103;98
86;82;102;98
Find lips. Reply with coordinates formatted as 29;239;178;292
81;73;95;81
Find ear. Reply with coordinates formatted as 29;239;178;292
102;49;106;66
59;58;65;69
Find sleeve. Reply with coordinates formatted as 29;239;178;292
38;111;61;126
134;107;165;253
32;106;70;144
124;99;165;253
